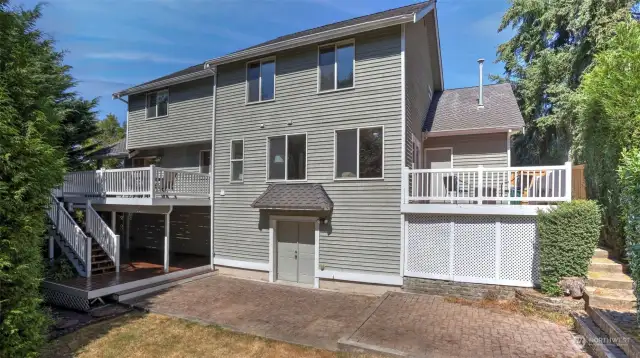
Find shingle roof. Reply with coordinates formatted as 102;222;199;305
252;183;333;211
423;83;525;133
116;1;432;94
89;139;128;159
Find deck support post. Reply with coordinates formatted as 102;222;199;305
111;211;116;232
49;235;54;264
164;206;173;273
477;165;484;205
565;161;572;202
125;213;130;250
115;234;120;273
86;235;92;278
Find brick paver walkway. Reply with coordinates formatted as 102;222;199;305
129;275;376;350
347;292;586;357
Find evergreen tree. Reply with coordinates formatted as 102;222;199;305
0;1;95;355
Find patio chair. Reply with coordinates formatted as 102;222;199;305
442;175;469;202
157;171;178;199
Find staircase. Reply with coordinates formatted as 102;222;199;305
47;194;119;277
572;247;637;358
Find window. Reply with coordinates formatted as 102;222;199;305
132;157;156;168
247;58;275;103
267;134;306;181
335;127;383;179
318;41;354;92
200;150;211;174
146;90;168;118
230;140;243;182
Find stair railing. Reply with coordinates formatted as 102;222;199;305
85;201;120;272
47;194;91;276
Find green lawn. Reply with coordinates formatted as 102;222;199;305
45;312;370;358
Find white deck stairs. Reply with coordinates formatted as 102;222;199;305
47;193;118;277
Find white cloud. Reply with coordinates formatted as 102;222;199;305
84;52;199;64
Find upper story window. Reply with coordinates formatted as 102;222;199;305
146;89;168;118
318;40;355;92
230;140;244;182
335;126;383;180
267;134;306;181
247;58;275;103
199;150;211;174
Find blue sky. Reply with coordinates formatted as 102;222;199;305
19;0;513;123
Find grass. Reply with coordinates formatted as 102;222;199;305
444;297;574;328
45;312;370;358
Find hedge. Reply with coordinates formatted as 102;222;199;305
619;148;640;323
538;200;601;295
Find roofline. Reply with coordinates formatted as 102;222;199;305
112;2;435;98
424;125;523;138
113;67;216;98
203;4;434;68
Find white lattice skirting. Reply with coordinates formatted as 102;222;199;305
405;214;540;287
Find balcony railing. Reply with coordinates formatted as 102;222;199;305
62;165;210;199
403;162;572;205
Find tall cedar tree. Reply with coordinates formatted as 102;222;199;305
495;0;635;165
0;1;97;355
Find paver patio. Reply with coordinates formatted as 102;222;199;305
345;292;586;357
129;275;586;357
128;275;376;350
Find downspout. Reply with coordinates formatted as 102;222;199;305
207;64;217;271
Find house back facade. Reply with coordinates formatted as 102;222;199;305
45;1;573;308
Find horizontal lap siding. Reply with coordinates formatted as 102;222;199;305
425;133;508;168
135;143;211;172
214;26;402;274
127;78;213;149
405;18;435;169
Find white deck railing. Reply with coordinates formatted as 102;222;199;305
61;165;210;199
403;162;572;205
86;202;120;272
47;194;91;274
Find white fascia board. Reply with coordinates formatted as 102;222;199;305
426;126;523;138
413;2;435;23
401;204;553;216
204;15;414;68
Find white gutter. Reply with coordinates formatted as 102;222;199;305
113;67;216;98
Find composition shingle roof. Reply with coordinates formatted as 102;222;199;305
252;183;333;211
423;83;525;133
117;1;433;94
88;139;128;159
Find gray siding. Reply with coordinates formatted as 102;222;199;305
213;26;403;275
405;17;435;169
127;77;214;149
133;143;210;172
425;133;509;168
128;207;210;256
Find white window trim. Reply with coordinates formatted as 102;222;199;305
246;56;276;104
145;89;169;119
317;39;356;93
333;125;385;181
424;147;454;168
265;132;308;183
199;150;211;174
229;139;244;183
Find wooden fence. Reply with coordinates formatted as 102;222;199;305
572;164;587;200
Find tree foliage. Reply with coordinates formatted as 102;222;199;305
496;0;635;165
573;20;640;254
86;113;126;169
0;1;91;355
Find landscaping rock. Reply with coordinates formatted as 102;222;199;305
90;305;127;318
559;277;586;298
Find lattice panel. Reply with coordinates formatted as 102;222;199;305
452;216;496;279
43;287;90;312
499;216;540;283
406;215;450;275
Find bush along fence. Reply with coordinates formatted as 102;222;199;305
619;149;640;323
537;200;601;296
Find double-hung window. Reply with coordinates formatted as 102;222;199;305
230;140;244;182
335;126;383;179
267;134;306;181
318;40;355;92
146;89;168;118
247;58;275;103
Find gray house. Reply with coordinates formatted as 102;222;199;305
44;1;572;310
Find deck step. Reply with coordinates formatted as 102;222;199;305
587;272;633;290
116;271;216;302
585;287;636;310
589;258;628;274
572;311;628;358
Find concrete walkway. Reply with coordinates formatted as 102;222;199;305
129;275;586;357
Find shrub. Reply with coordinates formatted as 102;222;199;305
619;149;640;323
538;200;601;295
